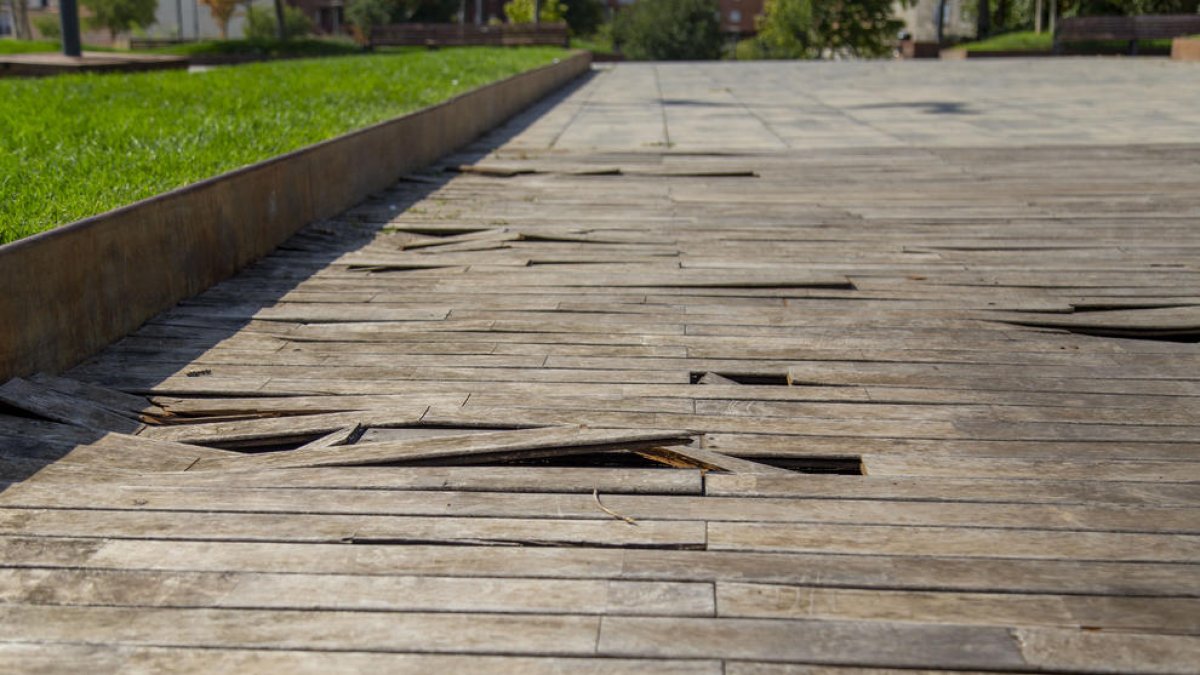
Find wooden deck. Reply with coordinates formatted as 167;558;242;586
2;62;1199;672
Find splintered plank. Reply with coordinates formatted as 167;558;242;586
190;426;696;471
0;568;715;617
0;378;143;434
137;409;430;447
27;373;164;418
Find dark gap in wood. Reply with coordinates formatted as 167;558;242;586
380;227;489;237
1071;329;1199;343
752;456;865;475
690;372;790;386
403;450;675;469
1070;303;1196;313
341;537;705;550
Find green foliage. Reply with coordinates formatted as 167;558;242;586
346;0;394;31
504;0;566;23
33;14;62;40
754;0;908;59
612;0;722;60
79;0;157;39
0;47;564;244
563;0;606;36
245;5;314;40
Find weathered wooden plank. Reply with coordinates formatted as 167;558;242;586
0;644;723;675
707;522;1200;562
715;582;1200;634
0;568;714;617
0;509;707;548
3;484;1195;534
0;605;602;654
704;474;1200;507
20;465;706;495
5;536;1195;597
596;616;1026;669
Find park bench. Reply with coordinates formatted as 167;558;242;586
367;23;569;49
1055;14;1200;54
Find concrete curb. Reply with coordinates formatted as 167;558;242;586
0;51;592;380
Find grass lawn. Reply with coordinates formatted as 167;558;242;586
959;29;1175;53
0;47;564;244
0;39;60;54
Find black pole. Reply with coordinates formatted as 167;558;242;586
936;0;947;45
534;0;541;25
59;0;83;57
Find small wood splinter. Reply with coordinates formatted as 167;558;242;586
593;488;638;526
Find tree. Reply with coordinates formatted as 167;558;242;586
505;0;564;23
199;0;240;39
5;0;34;40
245;4;313;39
611;0;721;60
347;0;393;33
80;0;157;40
563;0;605;36
755;0;910;59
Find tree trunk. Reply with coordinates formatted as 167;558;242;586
273;0;286;39
11;0;33;41
1034;0;1043;33
976;0;990;39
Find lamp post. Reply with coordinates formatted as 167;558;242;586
58;0;82;56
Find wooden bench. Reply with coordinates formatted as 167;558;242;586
368;23;570;49
1055;14;1200;54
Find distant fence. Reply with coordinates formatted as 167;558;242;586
1056;14;1200;53
368;23;570;49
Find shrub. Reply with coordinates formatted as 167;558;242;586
504;0;566;23
612;0;721;60
33;14;62;39
245;4;314;40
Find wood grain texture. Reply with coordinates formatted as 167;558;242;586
4;61;1199;671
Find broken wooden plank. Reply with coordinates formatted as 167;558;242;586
0;378;143;434
190;426;696;471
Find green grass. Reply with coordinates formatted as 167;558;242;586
0;39;60;54
960;29;1175;53
961;31;1053;52
570;34;614;56
0;47;564;244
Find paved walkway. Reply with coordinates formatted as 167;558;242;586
2;61;1199;672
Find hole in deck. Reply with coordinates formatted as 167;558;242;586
690;372;791;386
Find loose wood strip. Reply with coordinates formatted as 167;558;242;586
191;426;696;471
